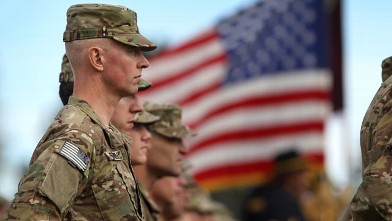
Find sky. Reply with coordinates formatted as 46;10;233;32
0;0;390;199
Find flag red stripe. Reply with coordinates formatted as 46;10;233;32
177;82;222;106
193;152;324;182
148;29;219;62
188;121;325;154
188;90;331;129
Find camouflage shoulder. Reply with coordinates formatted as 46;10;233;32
31;105;104;169
140;186;160;214
55;105;104;143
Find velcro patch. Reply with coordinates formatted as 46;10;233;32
105;151;122;161
59;141;90;172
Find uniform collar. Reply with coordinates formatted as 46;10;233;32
140;185;161;213
68;96;106;128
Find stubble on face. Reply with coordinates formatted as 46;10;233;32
103;41;144;96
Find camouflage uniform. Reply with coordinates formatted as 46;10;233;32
139;187;160;221
186;183;238;221
128;111;161;221
7;3;156;220
350;56;392;220
8;97;143;220
139;102;196;221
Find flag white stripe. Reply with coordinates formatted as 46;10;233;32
141;62;227;104
187;131;324;174
61;148;87;171
61;148;86;170
181;69;332;123
185;100;331;147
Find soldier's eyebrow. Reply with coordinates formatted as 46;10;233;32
129;47;142;56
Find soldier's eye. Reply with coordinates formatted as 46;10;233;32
129;48;142;56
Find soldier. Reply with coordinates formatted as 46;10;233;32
133;101;196;221
183;186;225;221
149;161;237;221
349;56;392;220
111;97;159;166
7;4;156;220
241;149;310;221
59;52;159;220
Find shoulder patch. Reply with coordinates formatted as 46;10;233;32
59;141;90;172
105;151;123;161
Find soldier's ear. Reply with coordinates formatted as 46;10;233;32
87;47;104;72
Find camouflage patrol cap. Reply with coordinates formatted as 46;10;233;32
143;101;197;139
58;53;152;91
134;111;160;124
59;54;73;83
382;56;392;82
63;4;157;51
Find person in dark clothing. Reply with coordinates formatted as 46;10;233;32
241;149;310;221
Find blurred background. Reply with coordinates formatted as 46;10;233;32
0;0;390;220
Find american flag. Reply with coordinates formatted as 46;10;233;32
140;0;339;191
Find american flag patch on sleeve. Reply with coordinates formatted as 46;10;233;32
59;141;90;172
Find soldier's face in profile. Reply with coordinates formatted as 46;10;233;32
128;123;152;165
147;133;187;176
103;41;150;96
111;95;142;132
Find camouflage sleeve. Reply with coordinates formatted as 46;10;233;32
7;129;94;220
351;99;392;220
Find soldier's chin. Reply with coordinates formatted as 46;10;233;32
129;85;138;95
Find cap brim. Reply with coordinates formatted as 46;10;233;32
183;126;197;138
154;125;197;139
134;111;160;124
138;79;152;91
113;33;157;51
